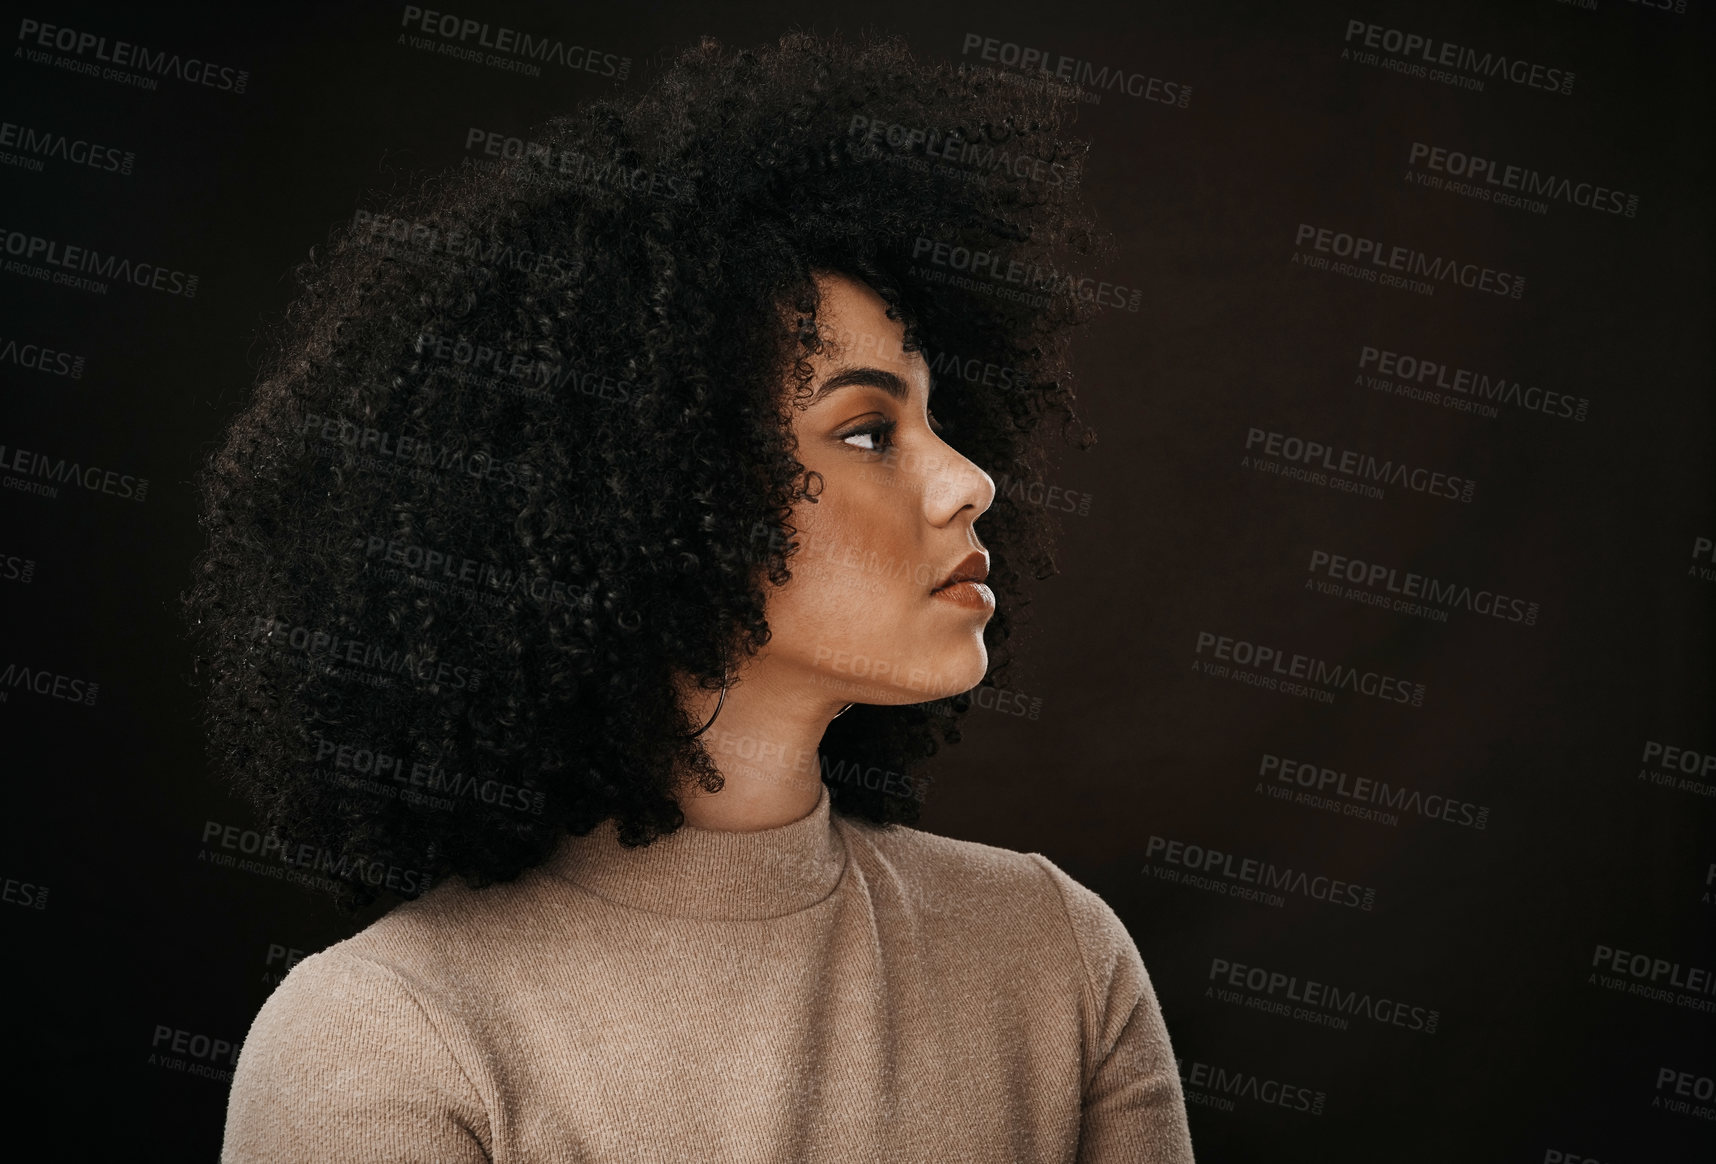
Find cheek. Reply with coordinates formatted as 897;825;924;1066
772;482;919;633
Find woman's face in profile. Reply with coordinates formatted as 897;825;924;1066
762;273;998;707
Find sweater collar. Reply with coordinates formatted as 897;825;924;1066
543;782;848;920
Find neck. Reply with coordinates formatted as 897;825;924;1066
546;779;846;918
675;659;849;831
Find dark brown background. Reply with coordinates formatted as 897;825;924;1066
2;0;1711;1158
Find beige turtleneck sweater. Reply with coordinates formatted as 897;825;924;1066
221;782;1195;1162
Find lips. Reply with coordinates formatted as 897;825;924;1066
933;550;990;592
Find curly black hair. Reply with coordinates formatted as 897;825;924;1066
180;29;1109;912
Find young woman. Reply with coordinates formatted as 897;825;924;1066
188;29;1195;1162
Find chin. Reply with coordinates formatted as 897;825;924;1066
921;646;989;702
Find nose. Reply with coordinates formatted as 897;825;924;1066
920;437;995;527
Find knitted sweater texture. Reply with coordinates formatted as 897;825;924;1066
221;783;1195;1162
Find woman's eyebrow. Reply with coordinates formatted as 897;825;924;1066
810;365;932;405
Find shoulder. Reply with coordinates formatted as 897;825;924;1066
837;813;1141;975
838;811;1048;899
225;939;499;1160
314;864;561;989
239;888;500;1069
242;942;442;1051
225;941;493;1160
235;871;558;1063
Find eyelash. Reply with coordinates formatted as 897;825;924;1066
842;415;946;454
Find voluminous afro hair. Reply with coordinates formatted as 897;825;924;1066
181;29;1108;911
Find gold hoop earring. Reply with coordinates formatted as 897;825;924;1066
684;654;732;740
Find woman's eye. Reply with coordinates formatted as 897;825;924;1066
842;421;896;453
